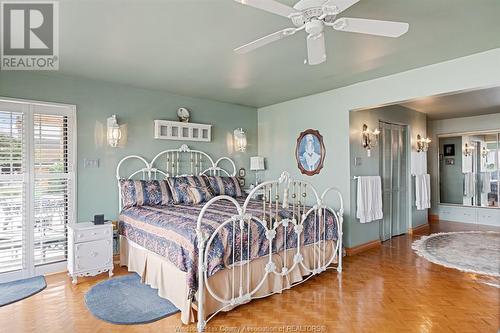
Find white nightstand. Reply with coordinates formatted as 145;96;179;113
67;222;114;284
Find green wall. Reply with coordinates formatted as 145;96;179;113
0;72;258;222
258;48;500;248
439;136;463;205
349;105;428;243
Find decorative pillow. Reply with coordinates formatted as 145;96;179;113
166;176;211;204
119;179;172;208
185;185;214;205
205;176;243;197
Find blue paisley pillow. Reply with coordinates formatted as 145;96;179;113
166;176;212;204
119;179;172;208
205;176;243;197
186;186;214;205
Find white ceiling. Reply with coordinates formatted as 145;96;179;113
42;0;500;107
401;86;500;120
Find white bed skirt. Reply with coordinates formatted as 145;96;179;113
120;236;336;324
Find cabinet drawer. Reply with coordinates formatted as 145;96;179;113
438;206;477;224
477;210;500;227
74;239;112;272
73;226;111;243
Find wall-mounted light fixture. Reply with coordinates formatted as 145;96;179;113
233;128;247;152
416;134;431;153
481;146;489;160
107;115;122;148
463;142;474;157
361;124;380;157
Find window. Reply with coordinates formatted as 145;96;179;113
0;99;76;282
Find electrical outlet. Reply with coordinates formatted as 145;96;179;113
83;158;99;168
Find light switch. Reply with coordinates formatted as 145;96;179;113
84;158;99;168
354;157;362;166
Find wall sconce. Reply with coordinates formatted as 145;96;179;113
107;115;122;148
481;146;489;160
463;142;474;157
416;134;431;153
361;124;380;157
233;128;247;152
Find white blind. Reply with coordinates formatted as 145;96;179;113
33;113;73;266
0;111;26;273
0;100;75;281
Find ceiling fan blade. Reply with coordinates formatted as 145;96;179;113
234;28;297;54
234;0;299;18
307;33;326;65
332;17;409;37
323;0;360;15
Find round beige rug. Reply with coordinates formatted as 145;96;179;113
412;231;500;277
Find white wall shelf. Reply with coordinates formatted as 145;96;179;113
154;120;212;142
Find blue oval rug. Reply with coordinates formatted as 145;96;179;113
84;273;179;325
0;275;46;307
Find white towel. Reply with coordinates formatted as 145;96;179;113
415;174;431;210
463;173;475;198
411;152;427;176
356;176;383;223
481;172;491;194
462;155;473;173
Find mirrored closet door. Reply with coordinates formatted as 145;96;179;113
439;131;499;208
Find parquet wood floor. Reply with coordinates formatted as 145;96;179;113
1;221;498;333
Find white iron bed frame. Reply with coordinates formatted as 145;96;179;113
116;144;343;332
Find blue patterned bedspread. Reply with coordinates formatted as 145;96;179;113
119;197;338;299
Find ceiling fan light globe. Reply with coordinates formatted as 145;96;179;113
305;19;324;35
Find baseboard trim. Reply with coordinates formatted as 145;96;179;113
408;223;430;235
346;239;381;256
428;214;439;224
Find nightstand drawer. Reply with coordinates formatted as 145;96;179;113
74;239;112;272
73;226;111;243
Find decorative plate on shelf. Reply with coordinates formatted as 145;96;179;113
177;107;190;122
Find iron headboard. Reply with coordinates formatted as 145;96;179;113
115;144;237;211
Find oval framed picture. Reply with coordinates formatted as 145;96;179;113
295;129;326;176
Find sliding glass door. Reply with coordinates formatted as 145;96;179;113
0;99;76;282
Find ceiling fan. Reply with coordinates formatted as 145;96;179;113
233;0;409;65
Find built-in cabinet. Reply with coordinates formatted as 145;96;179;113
438;205;500;226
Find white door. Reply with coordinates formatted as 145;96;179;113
0;99;76;282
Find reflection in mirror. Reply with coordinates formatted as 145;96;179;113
439;132;499;208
